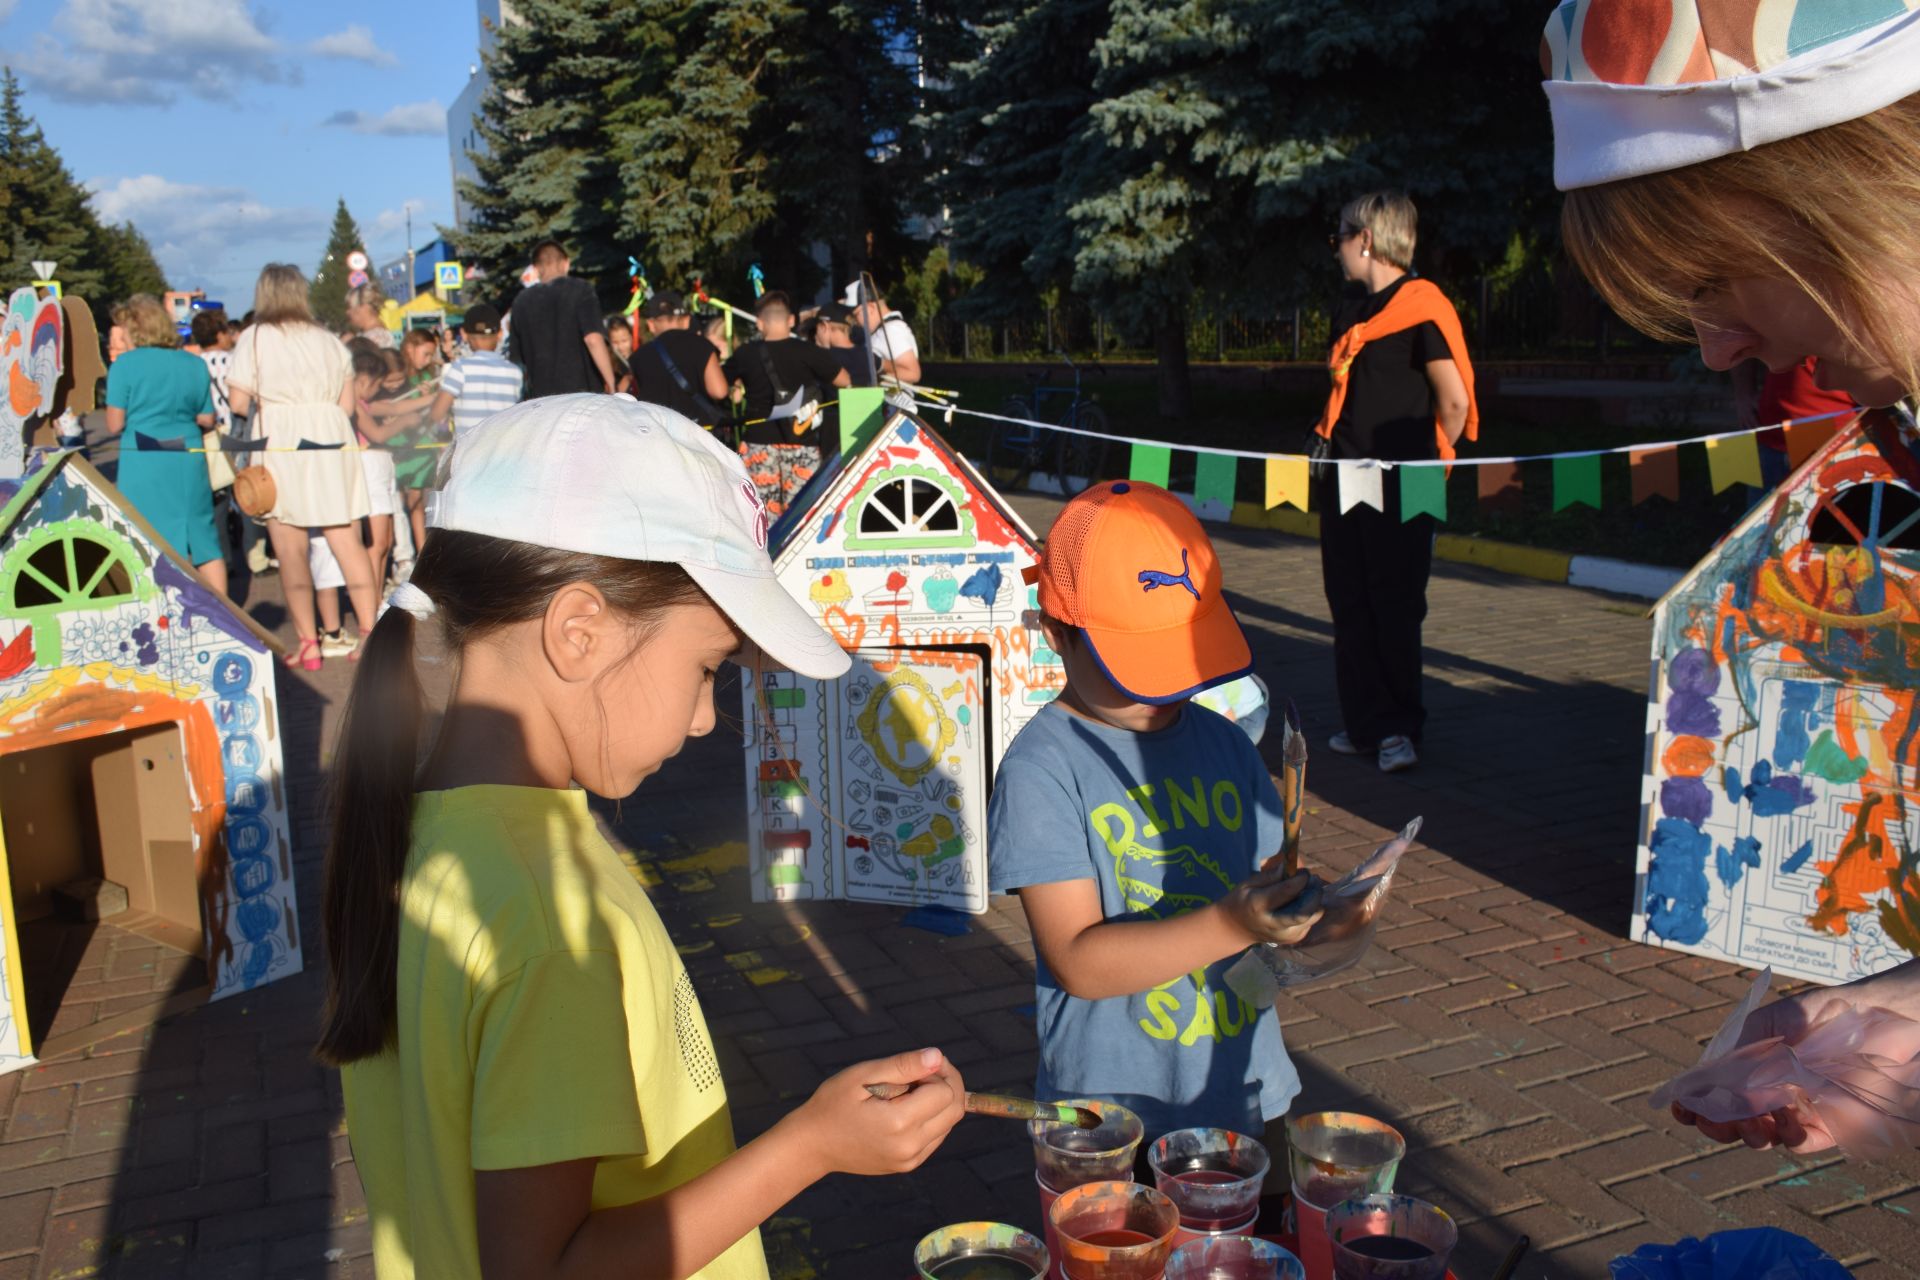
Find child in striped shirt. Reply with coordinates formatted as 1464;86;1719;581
430;304;524;444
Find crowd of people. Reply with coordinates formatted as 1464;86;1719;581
92;242;924;670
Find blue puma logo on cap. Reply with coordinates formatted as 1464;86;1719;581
1138;548;1200;600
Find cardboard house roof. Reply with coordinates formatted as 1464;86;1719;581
768;409;1042;559
0;450;283;655
1649;414;1891;619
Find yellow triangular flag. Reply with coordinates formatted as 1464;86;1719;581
1265;455;1310;512
1704;433;1763;493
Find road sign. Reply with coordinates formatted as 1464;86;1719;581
348;269;370;288
346;251;370;272
435;261;464;291
30;260;56;281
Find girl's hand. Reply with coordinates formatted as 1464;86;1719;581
1220;868;1324;946
784;1048;964;1179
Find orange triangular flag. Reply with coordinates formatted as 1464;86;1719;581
1629;447;1680;504
1477;461;1522;513
1783;418;1844;472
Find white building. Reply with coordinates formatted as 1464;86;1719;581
447;0;519;232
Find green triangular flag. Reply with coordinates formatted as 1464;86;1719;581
1399;465;1447;522
1552;454;1602;512
1130;443;1171;487
1192;452;1236;521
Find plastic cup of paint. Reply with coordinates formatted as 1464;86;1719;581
1325;1194;1456;1280
1149;1128;1269;1233
1040;1169;1132;1280
1030;1100;1145;1191
1284;1114;1405;1280
1165;1235;1307;1280
1049;1180;1180;1280
914;1221;1052;1280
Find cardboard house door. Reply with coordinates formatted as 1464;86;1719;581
835;648;989;913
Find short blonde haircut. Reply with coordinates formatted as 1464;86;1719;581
115;294;178;349
343;284;384;314
253;263;314;326
1341;192;1418;271
1562;92;1920;399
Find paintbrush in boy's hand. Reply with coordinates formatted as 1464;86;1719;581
864;1084;1102;1129
1280;698;1307;876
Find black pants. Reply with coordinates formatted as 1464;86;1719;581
1317;470;1434;747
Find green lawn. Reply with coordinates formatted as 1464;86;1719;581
922;367;1749;569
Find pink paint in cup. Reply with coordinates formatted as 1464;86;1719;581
1149;1128;1269;1235
1284;1114;1405;1280
1049;1180;1180;1280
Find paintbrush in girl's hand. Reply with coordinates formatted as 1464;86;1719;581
1280;697;1307;877
864;1084;1102;1129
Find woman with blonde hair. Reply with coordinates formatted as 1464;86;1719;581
1543;0;1920;1149
104;294;226;595
227;263;379;670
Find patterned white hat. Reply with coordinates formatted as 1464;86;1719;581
1543;0;1920;190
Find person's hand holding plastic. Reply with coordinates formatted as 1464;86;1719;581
1663;960;1920;1155
783;1048;966;1179
1222;866;1326;947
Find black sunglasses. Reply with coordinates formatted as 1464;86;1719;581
1327;226;1363;249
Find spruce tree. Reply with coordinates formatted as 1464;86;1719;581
456;0;626;309
0;69;108;300
933;0;1107;318
92;221;167;299
310;199;368;330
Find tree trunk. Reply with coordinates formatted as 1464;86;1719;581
1154;305;1192;421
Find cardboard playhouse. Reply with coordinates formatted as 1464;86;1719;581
742;409;1063;912
1636;409;1920;984
0;446;301;1075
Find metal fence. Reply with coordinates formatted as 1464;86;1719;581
923;269;1661;364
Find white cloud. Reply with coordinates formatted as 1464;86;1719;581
0;0;19;24
309;24;395;67
364;199;432;246
86;174;327;287
17;0;297;105
322;100;445;137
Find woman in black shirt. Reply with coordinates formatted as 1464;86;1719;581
1317;191;1473;774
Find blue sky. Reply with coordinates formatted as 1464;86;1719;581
3;0;481;301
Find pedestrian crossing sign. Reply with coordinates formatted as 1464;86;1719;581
435;262;464;291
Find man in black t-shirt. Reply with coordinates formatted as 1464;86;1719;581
630;290;731;429
507;241;617;398
1316;191;1472;776
726;292;852;517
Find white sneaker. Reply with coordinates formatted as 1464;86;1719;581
319;629;359;658
246;542;271;574
1329;731;1366;756
1378;735;1419;773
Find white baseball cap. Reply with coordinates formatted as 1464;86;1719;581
432;394;850;679
840;280;869;307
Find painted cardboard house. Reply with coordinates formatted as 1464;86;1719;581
1636;409;1920;984
0;451;300;1073
742;410;1063;912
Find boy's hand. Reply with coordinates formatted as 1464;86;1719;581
783;1048;965;1180
1220;868;1324;946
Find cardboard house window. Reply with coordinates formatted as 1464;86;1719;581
1810;481;1920;551
8;533;137;609
849;474;966;548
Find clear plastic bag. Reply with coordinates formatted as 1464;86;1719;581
1224;818;1421;1009
1608;1226;1852;1279
1650;967;1920;1158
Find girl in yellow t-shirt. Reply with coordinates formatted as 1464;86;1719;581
316;394;966;1279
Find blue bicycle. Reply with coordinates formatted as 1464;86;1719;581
986;351;1111;496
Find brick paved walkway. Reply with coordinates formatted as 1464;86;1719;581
3;491;1916;1278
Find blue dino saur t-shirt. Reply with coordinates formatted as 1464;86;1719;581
987;700;1300;1136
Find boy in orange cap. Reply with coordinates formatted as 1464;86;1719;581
989;479;1323;1145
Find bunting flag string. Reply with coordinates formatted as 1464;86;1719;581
910;397;1856;525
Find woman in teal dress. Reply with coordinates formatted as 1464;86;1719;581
105;294;226;597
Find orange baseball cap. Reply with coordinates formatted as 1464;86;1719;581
1024;480;1253;705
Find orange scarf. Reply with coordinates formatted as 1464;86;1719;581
1313;278;1479;461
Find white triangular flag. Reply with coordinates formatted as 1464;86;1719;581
1338;462;1383;513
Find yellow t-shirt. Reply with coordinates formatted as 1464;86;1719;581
341;785;768;1279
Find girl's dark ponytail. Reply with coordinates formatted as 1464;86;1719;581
313;531;706;1067
315;602;425;1066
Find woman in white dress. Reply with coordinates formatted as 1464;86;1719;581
227;263;379;670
